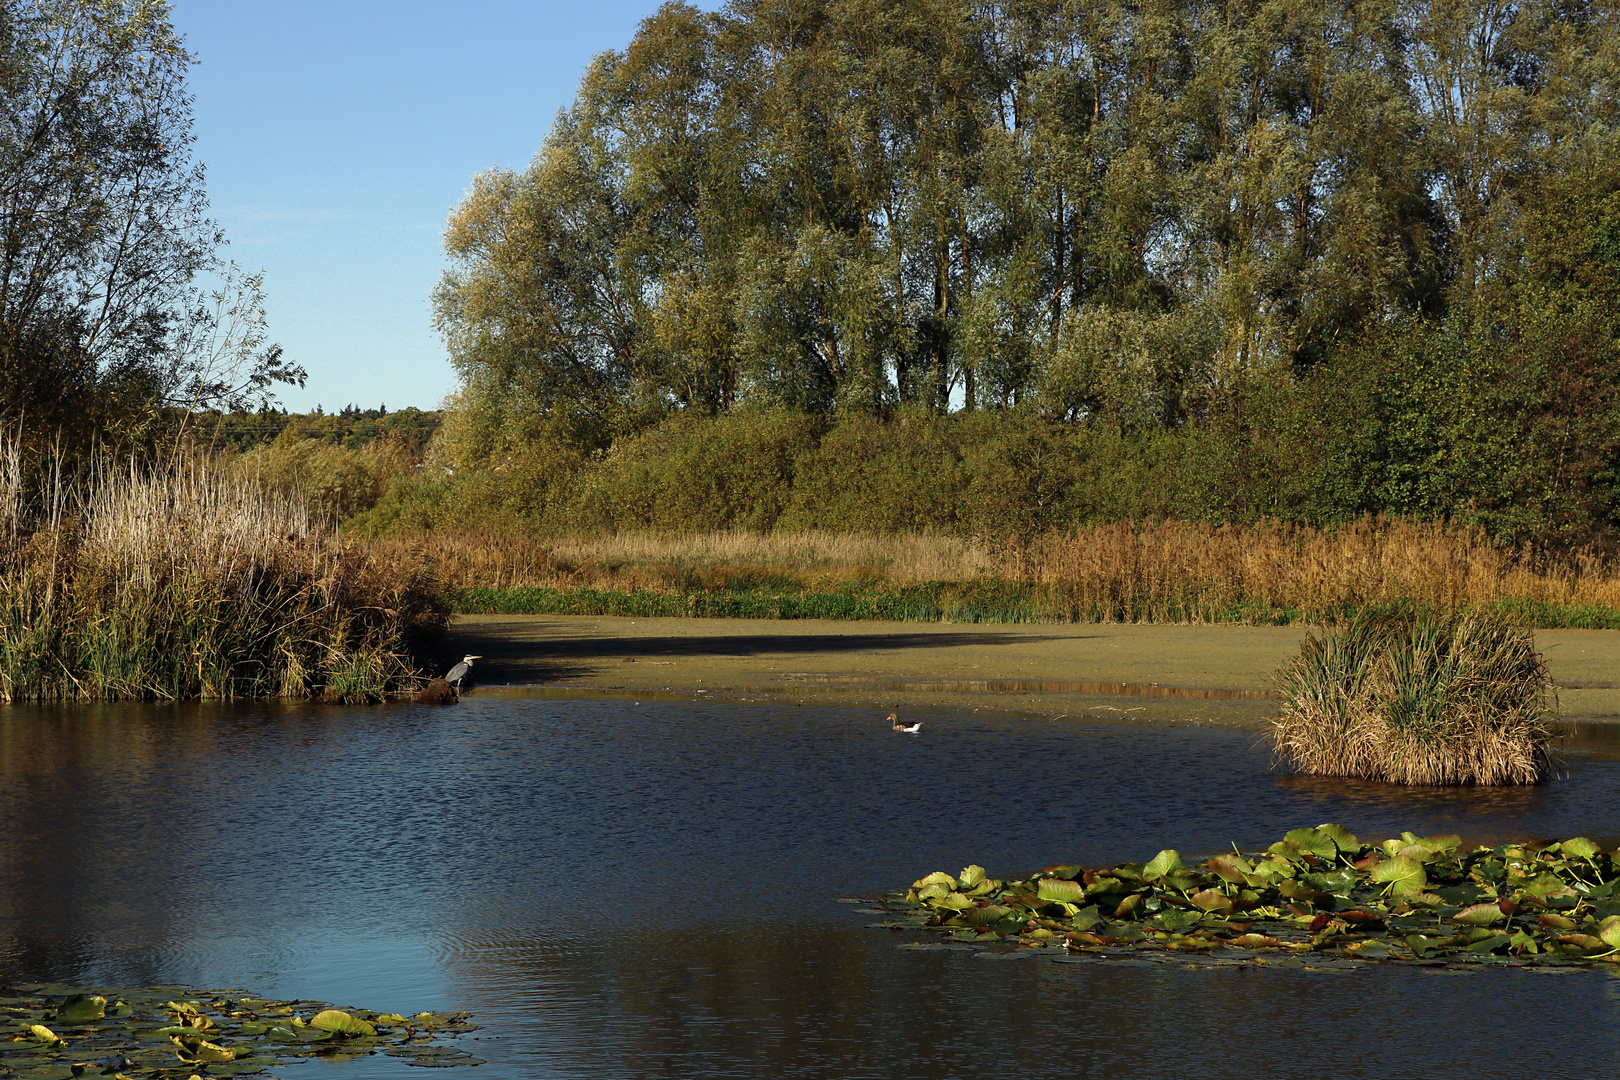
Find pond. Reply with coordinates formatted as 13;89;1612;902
3;696;1620;1078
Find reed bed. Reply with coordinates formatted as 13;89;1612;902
370;529;997;594
1021;519;1620;622
1270;612;1558;785
0;441;443;702
380;519;1620;626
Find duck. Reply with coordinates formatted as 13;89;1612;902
888;710;922;733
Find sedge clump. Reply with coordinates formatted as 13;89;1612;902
1270;611;1557;785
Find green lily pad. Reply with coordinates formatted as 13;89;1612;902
1451;903;1507;926
873;826;1620;973
53;996;104;1024
1370;856;1427;896
1036;878;1084;905
1563;837;1602;860
309;1009;377;1037
1142;850;1183;880
1284;827;1338;859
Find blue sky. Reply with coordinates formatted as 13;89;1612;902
171;1;690;413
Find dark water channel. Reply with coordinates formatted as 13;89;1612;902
3;697;1620;1078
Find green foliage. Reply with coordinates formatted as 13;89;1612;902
202;406;444;455
428;0;1620;549
577;409;822;532
0;2;303;453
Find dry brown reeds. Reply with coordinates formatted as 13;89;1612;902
1022;519;1620;620
370;518;1620;625
369;529;998;594
0;439;443;702
1270;612;1558;785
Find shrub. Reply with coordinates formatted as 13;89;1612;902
575;409;821;532
778;411;967;532
1270;611;1558;785
235;431;416;522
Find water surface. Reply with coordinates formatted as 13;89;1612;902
2;698;1618;1077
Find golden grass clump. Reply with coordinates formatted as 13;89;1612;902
1270;612;1558;786
0;438;443;703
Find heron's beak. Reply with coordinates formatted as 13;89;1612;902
469;655;484;659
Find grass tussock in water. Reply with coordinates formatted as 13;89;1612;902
0;441;443;703
1271;612;1558;786
385;519;1620;627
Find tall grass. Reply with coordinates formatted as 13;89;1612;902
1270;612;1557;785
0;438;443;702
1020;519;1620;623
382;519;1620;626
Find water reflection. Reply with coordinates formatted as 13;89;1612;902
2;698;1620;1077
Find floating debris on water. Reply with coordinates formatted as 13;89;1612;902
0;983;482;1076
867;826;1620;970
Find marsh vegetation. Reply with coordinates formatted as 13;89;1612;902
0;437;441;703
0;983;482;1074
395;519;1620;627
885;826;1620;966
1272;613;1559;785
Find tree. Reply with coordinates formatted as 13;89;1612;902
0;0;301;448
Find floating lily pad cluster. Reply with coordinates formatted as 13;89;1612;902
871;826;1620;968
1;983;482;1078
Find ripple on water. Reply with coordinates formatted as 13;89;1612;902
3;697;1620;1078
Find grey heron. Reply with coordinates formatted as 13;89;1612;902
446;654;482;689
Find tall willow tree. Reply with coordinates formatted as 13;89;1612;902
436;0;1620;456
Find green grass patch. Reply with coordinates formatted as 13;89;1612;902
449;584;1620;629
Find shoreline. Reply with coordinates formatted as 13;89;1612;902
442;615;1620;725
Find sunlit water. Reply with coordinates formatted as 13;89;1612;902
3;697;1620;1078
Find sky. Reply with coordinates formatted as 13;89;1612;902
171;1;695;414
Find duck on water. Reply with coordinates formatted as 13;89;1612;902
888;711;921;733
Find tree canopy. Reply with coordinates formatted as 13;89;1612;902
0;0;302;448
437;0;1618;425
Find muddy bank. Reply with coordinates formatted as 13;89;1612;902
440;615;1620;725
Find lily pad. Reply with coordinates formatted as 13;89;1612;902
1142;850;1183;880
1036;879;1084;905
1452;903;1508;927
53;996;104;1024
1370;856;1427;896
308;1010;377;1037
0;982;479;1079
871;826;1620;972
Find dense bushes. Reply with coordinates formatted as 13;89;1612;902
346;380;1616;546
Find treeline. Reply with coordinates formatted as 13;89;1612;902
201;406;443;454
434;0;1620;547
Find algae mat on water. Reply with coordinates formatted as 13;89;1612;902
0;984;482;1077
867;827;1620;970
